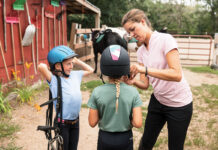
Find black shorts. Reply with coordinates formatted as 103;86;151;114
97;129;133;150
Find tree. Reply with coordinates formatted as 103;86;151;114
199;0;218;34
67;0;215;36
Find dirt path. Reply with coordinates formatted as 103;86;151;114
2;68;218;150
182;68;218;86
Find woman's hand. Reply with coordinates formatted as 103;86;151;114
130;64;144;79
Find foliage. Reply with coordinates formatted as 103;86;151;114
185;66;218;75
0;119;19;138
81;80;103;92
0;84;11;114
0;142;22;150
13;86;35;104
68;0;218;35
67;14;95;40
202;0;218;34
81;103;89;108
88;0;129;27
10;62;39;104
0;119;21;150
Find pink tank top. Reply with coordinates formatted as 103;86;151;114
137;31;192;107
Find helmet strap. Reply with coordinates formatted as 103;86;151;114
61;63;70;78
100;73;105;84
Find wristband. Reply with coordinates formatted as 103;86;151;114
145;66;148;76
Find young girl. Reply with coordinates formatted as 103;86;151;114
38;45;94;150
87;45;143;150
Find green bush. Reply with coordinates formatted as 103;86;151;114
0;84;11;114
13;86;35;104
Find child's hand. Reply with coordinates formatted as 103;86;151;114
72;57;78;64
130;64;144;79
123;76;135;85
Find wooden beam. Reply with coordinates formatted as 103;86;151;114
79;54;94;61
66;0;100;14
95;14;100;28
76;0;101;14
69;23;78;50
76;28;101;34
74;41;92;49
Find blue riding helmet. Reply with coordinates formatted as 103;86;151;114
47;45;78;65
47;45;78;77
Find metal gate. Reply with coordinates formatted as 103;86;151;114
173;34;213;66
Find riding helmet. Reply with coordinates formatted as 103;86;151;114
100;45;130;77
47;45;78;72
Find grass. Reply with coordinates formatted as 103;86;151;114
133;83;218;149
0;92;11;114
207;119;216;129
0;119;20;138
81;80;103;92
192;84;218;109
185;66;218;75
81;103;89;108
0;142;22;150
0;83;11;114
193;136;205;147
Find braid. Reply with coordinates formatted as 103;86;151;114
114;79;120;113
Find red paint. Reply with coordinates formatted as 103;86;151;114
0;0;67;84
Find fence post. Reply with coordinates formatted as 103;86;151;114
69;23;78;50
213;33;218;65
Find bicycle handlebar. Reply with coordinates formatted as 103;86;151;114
37;125;57;132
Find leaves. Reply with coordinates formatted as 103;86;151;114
0;84;11;114
13;87;35;104
79;0;217;35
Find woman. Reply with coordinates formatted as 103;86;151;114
122;9;193;150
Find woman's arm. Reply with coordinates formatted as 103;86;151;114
124;63;149;90
88;108;99;128
131;49;182;82
131;106;142;128
73;57;94;76
37;63;52;82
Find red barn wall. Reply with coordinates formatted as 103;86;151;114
0;0;67;84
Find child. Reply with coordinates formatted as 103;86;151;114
38;45;94;150
87;45;143;150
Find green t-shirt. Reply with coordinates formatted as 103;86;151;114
87;82;142;132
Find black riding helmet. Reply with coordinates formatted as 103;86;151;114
100;45;130;78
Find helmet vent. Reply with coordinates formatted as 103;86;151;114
59;49;69;55
109;45;121;61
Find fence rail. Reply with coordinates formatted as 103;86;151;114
173;34;213;66
129;34;213;66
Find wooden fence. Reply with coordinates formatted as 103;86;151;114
69;23;100;61
129;34;214;66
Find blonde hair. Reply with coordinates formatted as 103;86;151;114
121;8;152;28
114;79;120;113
